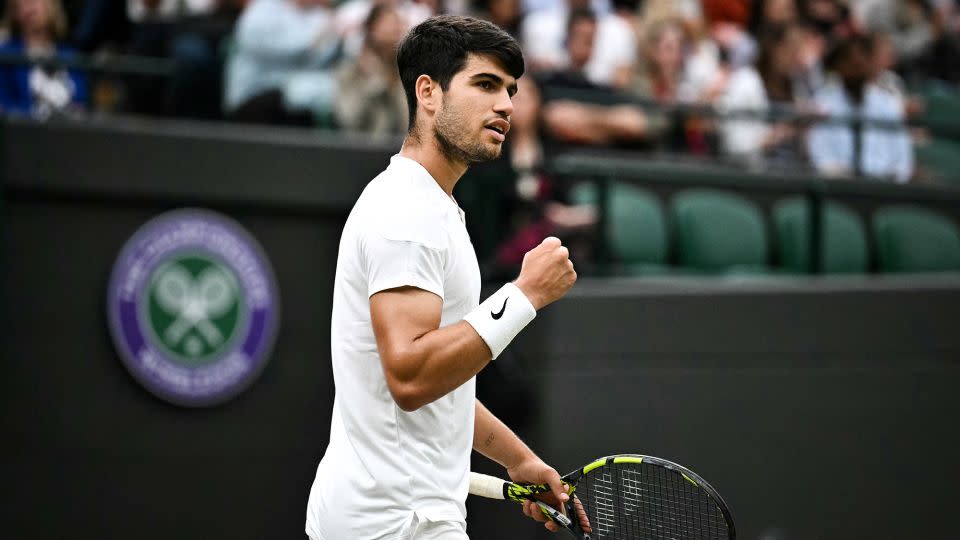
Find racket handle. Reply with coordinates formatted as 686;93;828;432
536;500;572;528
469;472;507;500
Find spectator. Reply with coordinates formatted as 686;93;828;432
0;0;88;118
225;0;339;126
472;0;522;38
801;0;854;38
807;34;914;183
631;18;695;103
334;4;407;135
717;23;809;169
334;0;432;61
521;0;636;87
539;9;656;148
487;74;598;272
748;0;797;35
537;8;600;90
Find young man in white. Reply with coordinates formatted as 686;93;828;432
305;15;587;540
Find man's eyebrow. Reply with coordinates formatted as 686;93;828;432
470;72;518;95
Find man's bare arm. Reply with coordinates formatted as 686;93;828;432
371;287;491;412
371;236;576;412
473;398;536;468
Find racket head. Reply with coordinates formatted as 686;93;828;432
562;454;736;540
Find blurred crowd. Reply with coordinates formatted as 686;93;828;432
2;1;960;203
2;0;959;178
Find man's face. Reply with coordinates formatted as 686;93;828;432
837;44;872;99
433;54;517;164
567;18;597;69
369;10;405;60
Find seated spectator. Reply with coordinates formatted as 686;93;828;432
807;34;914;183
539;9;657;148
334;0;432;60
717;23;809;169
630;18;707;153
537;8;600;91
521;0;636;87
334;4;407;135
472;0;522;38
748;0;797;35
631;18;695;103
0;0;88;118
225;0;339;126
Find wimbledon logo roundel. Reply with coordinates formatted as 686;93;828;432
107;209;280;407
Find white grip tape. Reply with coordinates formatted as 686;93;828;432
463;283;536;360
468;472;507;500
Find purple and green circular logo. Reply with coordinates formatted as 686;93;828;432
107;209;280;407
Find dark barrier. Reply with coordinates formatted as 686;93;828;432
505;276;960;539
3;117;959;539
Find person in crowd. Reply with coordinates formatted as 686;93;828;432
748;0;797;35
629;17;709;153
717;23;810;169
631;18;695;103
334;3;408;135
0;0;88;117
539;9;658;148
801;0;854;37
521;0;635;87
807;34;914;183
471;0;522;37
224;0;339;126
334;0;432;60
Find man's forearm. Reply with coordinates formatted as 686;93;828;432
473;399;536;469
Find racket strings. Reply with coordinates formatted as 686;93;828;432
576;463;729;540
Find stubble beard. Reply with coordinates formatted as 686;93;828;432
433;96;502;165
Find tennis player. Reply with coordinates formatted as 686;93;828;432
305;15;582;540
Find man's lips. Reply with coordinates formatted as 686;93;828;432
484;119;511;136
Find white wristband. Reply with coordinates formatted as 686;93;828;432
463;283;537;360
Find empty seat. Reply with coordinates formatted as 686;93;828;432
773;198;868;273
915;138;960;187
671;189;769;272
872;206;960;272
571;182;668;273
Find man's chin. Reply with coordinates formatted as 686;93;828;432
472;143;502;163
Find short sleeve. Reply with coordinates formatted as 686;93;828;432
363;231;446;300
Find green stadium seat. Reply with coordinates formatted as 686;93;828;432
920;81;960;140
670;189;769;273
570;182;668;274
872;206;960;273
915;137;960;186
773;198;868;273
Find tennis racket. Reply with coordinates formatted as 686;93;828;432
469;454;736;540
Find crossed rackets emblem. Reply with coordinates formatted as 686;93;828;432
151;263;239;353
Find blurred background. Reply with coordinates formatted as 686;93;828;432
1;0;959;538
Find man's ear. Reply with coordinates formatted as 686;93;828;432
415;74;440;114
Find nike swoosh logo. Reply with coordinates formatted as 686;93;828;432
491;298;509;320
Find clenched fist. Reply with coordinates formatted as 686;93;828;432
513;237;577;310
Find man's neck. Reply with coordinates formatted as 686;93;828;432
398;136;469;196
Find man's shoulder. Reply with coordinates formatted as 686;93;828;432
352;170;451;251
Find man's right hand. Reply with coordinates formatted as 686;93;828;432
513;237;576;311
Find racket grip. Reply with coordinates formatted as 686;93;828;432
469;472;507;500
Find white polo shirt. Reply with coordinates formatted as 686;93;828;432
306;155;482;540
